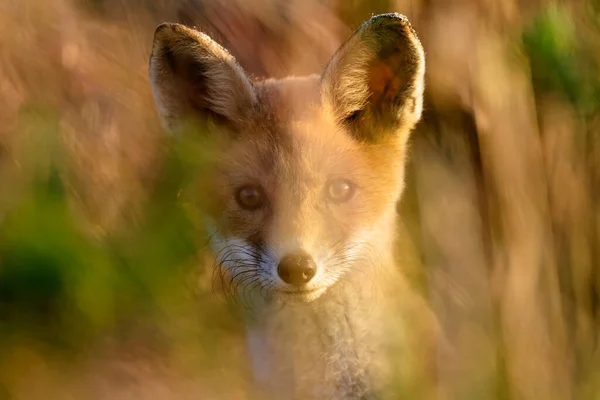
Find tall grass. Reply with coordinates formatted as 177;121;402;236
0;0;599;398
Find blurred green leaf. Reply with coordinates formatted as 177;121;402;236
523;4;600;117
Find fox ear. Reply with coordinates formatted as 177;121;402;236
149;23;257;133
321;14;425;142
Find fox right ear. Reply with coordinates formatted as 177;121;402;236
321;14;425;143
149;23;257;133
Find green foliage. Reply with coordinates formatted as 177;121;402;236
0;108;214;356
523;4;600;118
0;107;113;351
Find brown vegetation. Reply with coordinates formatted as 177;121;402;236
0;0;599;398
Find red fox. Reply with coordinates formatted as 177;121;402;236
149;13;444;399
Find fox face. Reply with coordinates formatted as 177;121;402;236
149;14;425;306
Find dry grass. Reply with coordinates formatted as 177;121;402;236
0;0;599;398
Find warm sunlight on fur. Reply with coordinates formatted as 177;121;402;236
149;14;438;398
1;0;599;399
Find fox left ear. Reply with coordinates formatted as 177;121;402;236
149;23;256;134
321;13;425;142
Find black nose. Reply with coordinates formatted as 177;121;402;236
277;252;317;286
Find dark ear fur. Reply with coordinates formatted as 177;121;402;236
321;13;425;142
149;23;256;133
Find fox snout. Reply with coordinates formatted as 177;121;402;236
277;251;317;287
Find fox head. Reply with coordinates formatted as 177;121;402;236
149;14;425;306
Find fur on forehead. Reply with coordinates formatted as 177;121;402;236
218;81;406;189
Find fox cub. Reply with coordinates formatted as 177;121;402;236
150;13;443;400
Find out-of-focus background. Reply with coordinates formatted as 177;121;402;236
0;0;599;399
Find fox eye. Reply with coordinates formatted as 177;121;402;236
326;179;355;204
235;185;265;210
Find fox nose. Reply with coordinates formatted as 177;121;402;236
277;252;316;286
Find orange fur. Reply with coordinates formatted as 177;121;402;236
149;13;441;399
